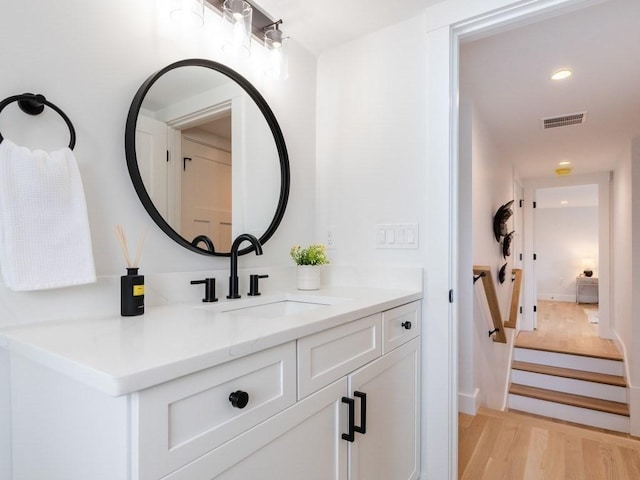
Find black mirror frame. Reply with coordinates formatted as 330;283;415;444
125;58;290;257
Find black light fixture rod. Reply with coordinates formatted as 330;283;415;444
263;19;283;31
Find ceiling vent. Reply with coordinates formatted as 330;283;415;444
541;111;587;129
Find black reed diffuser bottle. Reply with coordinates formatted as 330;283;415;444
116;225;146;317
121;267;144;316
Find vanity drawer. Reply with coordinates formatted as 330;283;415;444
297;313;381;399
383;301;421;354
133;341;296;480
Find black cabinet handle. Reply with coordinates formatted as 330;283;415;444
354;391;367;435
342;391;367;442
401;321;412;330
229;390;249;409
341;397;355;442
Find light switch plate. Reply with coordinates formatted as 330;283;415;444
375;223;419;249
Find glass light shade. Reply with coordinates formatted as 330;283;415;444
264;27;288;79
170;0;205;27
222;0;253;57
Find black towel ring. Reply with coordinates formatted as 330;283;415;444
0;93;76;150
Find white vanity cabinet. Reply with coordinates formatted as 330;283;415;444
5;298;421;480
203;301;421;480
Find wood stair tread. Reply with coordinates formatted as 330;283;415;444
512;360;627;387
509;383;630;417
513;343;623;362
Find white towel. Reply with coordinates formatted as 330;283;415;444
0;139;96;291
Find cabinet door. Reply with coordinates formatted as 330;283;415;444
348;337;420;480
162;378;348;480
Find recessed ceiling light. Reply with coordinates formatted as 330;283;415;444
551;69;572;81
558;161;572;166
560;200;568;205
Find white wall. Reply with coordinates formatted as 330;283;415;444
535;205;598;301
0;1;317;477
0;0;317;327
467;103;516;410
316;17;427;267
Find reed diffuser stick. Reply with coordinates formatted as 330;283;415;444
116;225;146;268
115;225;132;268
133;228;147;268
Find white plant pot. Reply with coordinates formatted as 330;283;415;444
296;265;321;290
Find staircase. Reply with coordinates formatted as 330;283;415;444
508;345;629;433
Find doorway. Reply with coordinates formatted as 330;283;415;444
423;0;624;478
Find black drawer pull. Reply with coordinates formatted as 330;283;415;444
401;321;412;330
229;390;249;409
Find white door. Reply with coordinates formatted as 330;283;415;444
348;338;420;480
135;115;168;216
181;137;232;252
213;379;348;480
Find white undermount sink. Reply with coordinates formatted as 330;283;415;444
196;293;349;319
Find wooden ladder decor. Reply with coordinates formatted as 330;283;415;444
473;265;507;343
504;268;522;329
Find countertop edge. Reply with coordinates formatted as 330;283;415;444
1;289;422;396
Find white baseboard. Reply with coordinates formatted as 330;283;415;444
458;388;479;415
508;394;629;433
630;386;640;437
537;294;575;302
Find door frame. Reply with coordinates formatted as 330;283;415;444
423;0;605;478
521;173;611;337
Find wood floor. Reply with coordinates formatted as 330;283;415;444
515;300;622;360
459;408;640;479
459;301;639;478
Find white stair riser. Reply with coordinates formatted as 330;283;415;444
511;371;627;403
508;394;629;433
514;348;623;376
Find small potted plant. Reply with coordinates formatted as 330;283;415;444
290;244;329;290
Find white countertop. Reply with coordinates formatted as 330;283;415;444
0;286;421;396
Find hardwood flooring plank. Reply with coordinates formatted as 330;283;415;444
564;434;586;480
619;445;640;478
460;416;503;480
582;438;607;480
541;429;565;479
522;426;547;480
458;413;489;477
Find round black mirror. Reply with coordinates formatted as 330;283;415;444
125;59;289;256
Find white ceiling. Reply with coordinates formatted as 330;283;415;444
253;0;445;55
460;0;640;180
536;184;599;209
251;0;640;201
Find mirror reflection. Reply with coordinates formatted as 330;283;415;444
130;62;285;255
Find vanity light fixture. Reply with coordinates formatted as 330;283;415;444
264;20;288;79
551;69;572;81
170;0;205;27
222;0;253;57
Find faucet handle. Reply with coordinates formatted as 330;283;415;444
191;278;218;302
248;274;269;296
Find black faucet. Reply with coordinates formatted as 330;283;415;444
228;233;263;299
